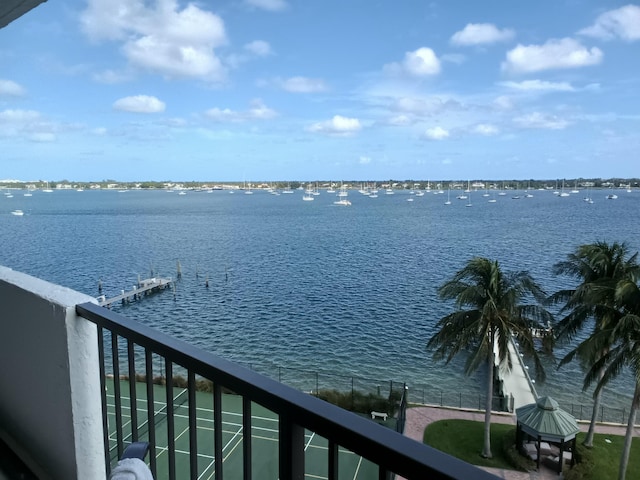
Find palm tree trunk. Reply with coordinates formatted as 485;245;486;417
618;382;640;480
584;366;605;447
482;349;494;458
585;351;608;447
584;388;602;447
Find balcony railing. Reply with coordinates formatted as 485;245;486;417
76;301;498;480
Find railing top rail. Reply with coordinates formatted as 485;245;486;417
77;302;498;479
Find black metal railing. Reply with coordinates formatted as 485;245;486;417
77;301;498;480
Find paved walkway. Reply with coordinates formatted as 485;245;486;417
404;405;637;479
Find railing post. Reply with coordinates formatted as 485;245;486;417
112;333;124;460
97;327;110;475
166;362;176;480
242;397;252;480
279;413;304;480
127;339;138;442
145;349;157;477
188;371;198;480
327;440;338;480
213;384;223;480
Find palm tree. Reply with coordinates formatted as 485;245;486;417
550;241;639;447
580;277;640;480
427;257;550;459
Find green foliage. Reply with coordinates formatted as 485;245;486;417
423;419;520;470
316;388;401;416
425;421;640;479
500;427;536;471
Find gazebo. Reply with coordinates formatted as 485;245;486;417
516;396;580;473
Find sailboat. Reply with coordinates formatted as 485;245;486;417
302;184;315;201
571;181;579;194
444;188;452;205
334;184;351;206
559;180;570;197
42;181;53;193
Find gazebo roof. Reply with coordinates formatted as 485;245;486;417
516;396;580;442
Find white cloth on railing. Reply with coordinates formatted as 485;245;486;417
109;458;154;480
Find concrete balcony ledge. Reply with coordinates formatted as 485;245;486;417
0;266;106;480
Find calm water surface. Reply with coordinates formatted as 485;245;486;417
2;187;639;411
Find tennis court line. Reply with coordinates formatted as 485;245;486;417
107;391;367;480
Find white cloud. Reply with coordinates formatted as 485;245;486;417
205;99;276;122
0;109;41;124
441;53;466;64
0;109;61;142
245;0;287;11
502;38;603;74
473;124;499;136
80;0;227;82
247;99;277;119
93;127;108;135
499;80;575;92
359;156;371;165
93;69;133;84
513;112;570;130
205;107;240;122
403;47;441;76
244;40;273;56
395;96;445;115
451;23;515;46
385;47;441;77
424;126;449;140
579;5;640;41
387;114;412;126
0;79;26;96
308;115;362;136
493;95;514;111
278;76;327;93
113;95;166;113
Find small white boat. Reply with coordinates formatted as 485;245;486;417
11;209;24;216
334;184;351;205
606;194;618;200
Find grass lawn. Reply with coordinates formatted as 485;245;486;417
423;419;640;479
571;431;640;480
423;419;519;470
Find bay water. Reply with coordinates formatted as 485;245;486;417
2;187;638;416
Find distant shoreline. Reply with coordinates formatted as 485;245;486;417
1;178;638;192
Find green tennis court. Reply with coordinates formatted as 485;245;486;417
105;379;379;479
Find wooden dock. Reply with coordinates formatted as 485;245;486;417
98;277;173;307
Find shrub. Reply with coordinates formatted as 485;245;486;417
563;442;595;480
316;388;400;416
500;427;535;472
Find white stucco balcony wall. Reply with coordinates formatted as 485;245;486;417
0;266;106;479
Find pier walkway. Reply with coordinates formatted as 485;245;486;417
98;277;173;307
495;337;537;411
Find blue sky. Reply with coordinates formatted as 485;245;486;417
1;0;639;182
